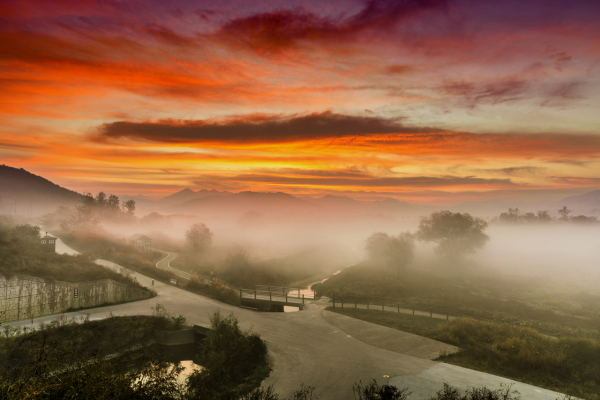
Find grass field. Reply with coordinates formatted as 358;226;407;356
329;307;600;400
314;262;600;338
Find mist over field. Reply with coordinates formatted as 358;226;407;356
89;193;600;297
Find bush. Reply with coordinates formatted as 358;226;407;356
151;304;187;330
429;383;520;400
184;278;240;306
0;321;186;400
353;380;410;400
187;311;270;400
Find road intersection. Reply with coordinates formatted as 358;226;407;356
5;237;563;400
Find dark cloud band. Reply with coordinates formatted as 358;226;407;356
97;111;441;144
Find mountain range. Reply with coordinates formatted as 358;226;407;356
1;165;599;218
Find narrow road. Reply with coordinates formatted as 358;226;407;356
155;250;194;280
7;238;564;400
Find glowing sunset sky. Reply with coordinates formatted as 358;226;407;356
1;0;599;203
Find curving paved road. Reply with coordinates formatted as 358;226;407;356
6;238;563;400
155;250;194;280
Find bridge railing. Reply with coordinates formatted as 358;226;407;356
254;285;308;296
240;288;314;305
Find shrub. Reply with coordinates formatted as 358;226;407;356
353;380;410;400
429;383;520;400
186;311;270;400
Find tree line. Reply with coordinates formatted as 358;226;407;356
41;192;137;231
495;206;598;224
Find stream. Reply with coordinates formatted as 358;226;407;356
283;269;342;312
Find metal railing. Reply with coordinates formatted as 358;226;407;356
254;285;305;296
240;288;315;305
329;293;502;321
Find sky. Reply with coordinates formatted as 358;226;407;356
1;0;600;204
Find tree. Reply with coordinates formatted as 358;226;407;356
185;223;213;252
520;212;537;223
96;191;107;208
416;211;489;260
365;232;414;271
124;199;136;215
536;210;552;223
499;208;520;223
107;194;121;215
570;215;598;224
11;224;41;244
558;206;571;222
60;203;100;230
186;311;269;400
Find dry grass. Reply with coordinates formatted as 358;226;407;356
331;308;600;399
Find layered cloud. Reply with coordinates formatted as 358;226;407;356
95;112;600;160
97;112;438;144
1;0;599;200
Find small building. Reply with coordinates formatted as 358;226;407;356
129;234;152;251
40;233;57;253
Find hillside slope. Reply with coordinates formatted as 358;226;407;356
0;165;82;215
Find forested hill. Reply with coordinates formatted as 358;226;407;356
0;165;82;216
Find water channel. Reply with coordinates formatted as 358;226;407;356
283;269;341;312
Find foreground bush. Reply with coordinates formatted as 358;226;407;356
187;311;270;399
430;383;520;400
353;380;410;400
0;312;190;400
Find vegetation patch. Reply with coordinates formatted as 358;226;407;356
59;229;177;284
314;262;600;336
0;309;274;400
57;227;242;306
187;311;271;400
184;277;240;306
0;219;146;290
171;240;346;289
330;308;600;399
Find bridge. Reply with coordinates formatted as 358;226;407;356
239;286;315;311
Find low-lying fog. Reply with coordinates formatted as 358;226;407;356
101;210;600;293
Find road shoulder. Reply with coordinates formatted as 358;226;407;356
321;310;458;360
